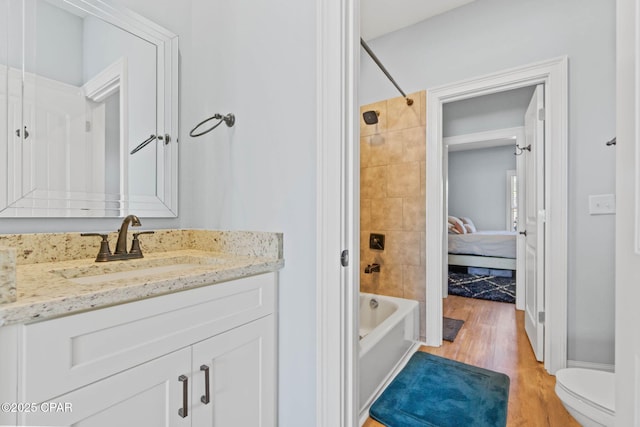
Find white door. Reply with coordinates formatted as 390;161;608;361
523;84;545;361
192;315;276;427
21;347;191;427
25;73;87;196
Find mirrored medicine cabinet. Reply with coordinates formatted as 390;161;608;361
0;0;178;217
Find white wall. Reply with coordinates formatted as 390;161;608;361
443;86;534;137
449;145;516;230
32;0;84;86
183;0;318;425
361;0;616;365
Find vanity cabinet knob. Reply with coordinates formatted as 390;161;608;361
178;374;189;418
200;364;211;404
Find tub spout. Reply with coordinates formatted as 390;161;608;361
364;263;380;274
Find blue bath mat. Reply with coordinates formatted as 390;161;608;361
370;352;510;427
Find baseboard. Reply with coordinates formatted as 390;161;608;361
358;342;421;426
566;359;615;372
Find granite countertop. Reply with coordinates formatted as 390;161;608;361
0;230;284;327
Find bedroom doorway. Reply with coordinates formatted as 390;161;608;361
445;125;526;310
443;83;545;361
425;58;568;374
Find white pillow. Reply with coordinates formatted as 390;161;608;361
460;217;477;233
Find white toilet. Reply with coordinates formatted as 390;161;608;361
555;368;615;427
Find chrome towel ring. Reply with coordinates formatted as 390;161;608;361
190;113;236;137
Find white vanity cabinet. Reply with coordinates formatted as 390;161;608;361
0;273;277;427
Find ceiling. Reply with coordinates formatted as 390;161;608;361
361;0;476;40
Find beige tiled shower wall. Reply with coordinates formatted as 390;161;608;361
360;91;427;340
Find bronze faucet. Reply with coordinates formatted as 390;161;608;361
82;215;154;262
114;215;141;255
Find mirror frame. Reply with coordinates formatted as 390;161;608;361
2;0;179;218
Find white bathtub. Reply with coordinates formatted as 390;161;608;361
359;293;419;423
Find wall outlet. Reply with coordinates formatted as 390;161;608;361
588;194;615;215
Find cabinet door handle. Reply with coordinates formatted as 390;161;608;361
178;374;188;418
200;365;211;404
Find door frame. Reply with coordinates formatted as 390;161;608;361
425;57;569;374
615;0;640;423
316;0;359;426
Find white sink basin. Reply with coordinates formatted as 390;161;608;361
68;264;204;285
49;254;228;285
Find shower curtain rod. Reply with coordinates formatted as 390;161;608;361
360;38;413;106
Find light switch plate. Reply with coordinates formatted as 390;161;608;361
589;194;615;215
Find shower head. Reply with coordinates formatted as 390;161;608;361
363;110;379;125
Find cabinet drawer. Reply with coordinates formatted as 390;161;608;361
21;273;275;403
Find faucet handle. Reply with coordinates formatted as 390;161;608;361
364;263;381;274
130;230;155;256
81;233;112;262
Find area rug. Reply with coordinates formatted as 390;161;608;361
448;271;516;304
370;352;510;427
443;317;464;342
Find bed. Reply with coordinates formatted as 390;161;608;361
447;216;517;270
448;231;517;270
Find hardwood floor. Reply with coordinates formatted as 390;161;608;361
363;295;579;427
